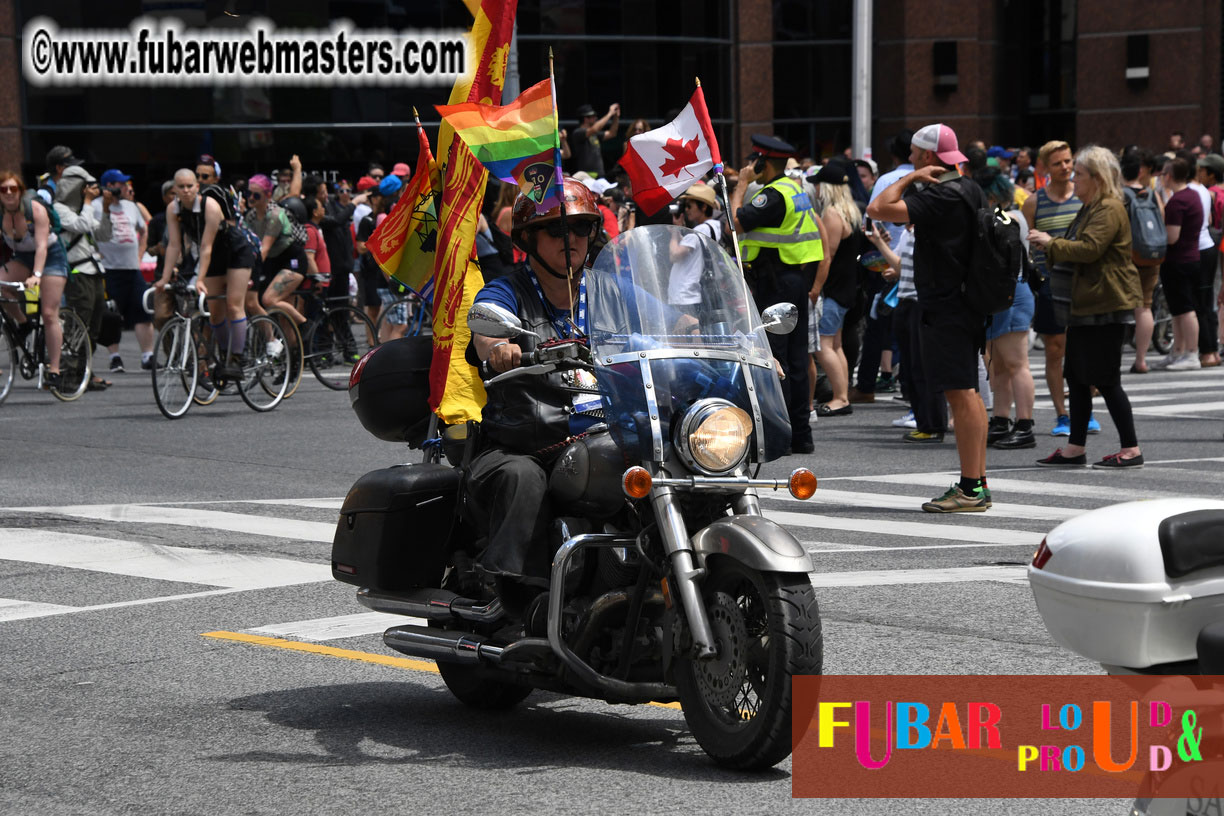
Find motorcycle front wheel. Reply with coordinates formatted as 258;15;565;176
675;559;823;770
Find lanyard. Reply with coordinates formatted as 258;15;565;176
528;265;587;339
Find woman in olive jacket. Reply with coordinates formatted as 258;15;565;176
1029;145;1144;469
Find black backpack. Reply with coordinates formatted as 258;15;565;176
953;181;1031;315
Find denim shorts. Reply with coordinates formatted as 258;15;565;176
11;241;70;277
986;279;1036;341
379;289;407;325
817;296;849;336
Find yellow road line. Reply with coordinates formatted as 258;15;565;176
202;630;439;674
202;630;682;710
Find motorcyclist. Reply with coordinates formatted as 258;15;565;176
464;178;604;611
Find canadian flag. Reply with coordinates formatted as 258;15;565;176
617;86;722;216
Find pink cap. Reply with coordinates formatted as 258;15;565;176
392;162;411;176
912;124;968;166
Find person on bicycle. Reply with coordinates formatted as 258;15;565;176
463;178;603;613
256;190;311;327
0;171;70;389
159;168;256;380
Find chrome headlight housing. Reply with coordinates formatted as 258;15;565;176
675;399;752;475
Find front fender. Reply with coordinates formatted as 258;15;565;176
689;514;814;575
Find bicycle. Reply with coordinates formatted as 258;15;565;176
1124;280;1174;355
147;278;291;417
0;280;92;403
292;275;377;390
374;289;431;342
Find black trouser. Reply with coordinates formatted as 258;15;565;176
1197;245;1220;355
1065;323;1138;448
893;298;946;433
464;446;553;586
855;290;893;392
755;266;811;446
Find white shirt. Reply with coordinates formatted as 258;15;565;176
91;199;146;270
1189;182;1214;251
352;203;372;232
668;220;721;306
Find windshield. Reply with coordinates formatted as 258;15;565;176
586;225;774;366
586;225;791;464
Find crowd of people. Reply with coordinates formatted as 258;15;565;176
4;113;1223;520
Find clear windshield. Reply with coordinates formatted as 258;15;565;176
586;225;792;464
586;225;775;364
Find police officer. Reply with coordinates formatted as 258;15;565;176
730;135;826;454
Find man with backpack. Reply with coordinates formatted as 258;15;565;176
92;168;153;372
1120;149;1167;373
867;123;991;513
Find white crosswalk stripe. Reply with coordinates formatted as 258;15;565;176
0;451;1208;636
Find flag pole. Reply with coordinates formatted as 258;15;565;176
697;76;746;278
548;47;580;334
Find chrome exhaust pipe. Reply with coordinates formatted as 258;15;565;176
384;624;505;665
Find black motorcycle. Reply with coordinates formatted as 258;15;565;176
335;225;822;769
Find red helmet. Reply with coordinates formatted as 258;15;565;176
511;177;601;249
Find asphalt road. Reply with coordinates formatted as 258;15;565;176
2;336;1222;816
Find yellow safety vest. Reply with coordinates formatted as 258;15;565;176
740;176;824;264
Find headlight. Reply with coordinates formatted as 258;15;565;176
676;399;752;474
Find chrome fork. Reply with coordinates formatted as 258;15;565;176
649;486;718;660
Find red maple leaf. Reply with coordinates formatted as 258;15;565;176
659;134;701;178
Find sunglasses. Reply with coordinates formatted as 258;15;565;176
338;187;352;194
248;191;264;200
539;220;596;239
0;185;20;193
369;173;384;180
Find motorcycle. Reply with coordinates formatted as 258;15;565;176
1029;498;1224;814
334;224;823;770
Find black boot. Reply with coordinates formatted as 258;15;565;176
994;420;1037;450
986;416;1013;446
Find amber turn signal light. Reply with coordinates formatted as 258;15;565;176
788;468;817;500
622;466;653;499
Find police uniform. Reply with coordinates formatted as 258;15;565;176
737;135;824;453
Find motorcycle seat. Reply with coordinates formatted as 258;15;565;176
1159;510;1224;578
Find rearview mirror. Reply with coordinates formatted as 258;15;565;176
467;302;542;340
761;302;798;335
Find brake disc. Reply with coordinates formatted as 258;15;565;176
692;591;749;713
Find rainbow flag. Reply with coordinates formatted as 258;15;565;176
368;119;441;296
436;77;562;212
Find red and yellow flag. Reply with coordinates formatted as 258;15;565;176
368;116;441;296
429;0;519;423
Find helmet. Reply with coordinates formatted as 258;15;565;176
511;177;601;249
281;195;308;224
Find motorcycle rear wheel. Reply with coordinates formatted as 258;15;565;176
675;559;823;770
428;622;533;710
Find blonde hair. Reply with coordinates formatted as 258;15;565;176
1074;145;1125;205
817;182;861;233
1038;140;1072;166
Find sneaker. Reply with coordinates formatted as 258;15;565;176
922;484;988;513
1167;353;1202;371
266;338;285;358
892;410;916;429
1036;448;1087;467
109;356;125;373
1051;415;1071;436
42;371;61;391
140;356;154;371
874;373;897;393
903;430;945;443
987;416;1013;445
981;486;993;508
1092;452;1145;470
1149;353;1178;370
993;427;1037;449
1086;414;1102;435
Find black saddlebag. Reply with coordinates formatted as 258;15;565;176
331;463;465;591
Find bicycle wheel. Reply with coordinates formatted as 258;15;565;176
266;307;304;398
191;317;219;406
375;295;430;341
50;310;92;402
305;304;375;390
237;314;289;412
1151;284;1175;355
151;317;197;419
0;325;15;405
